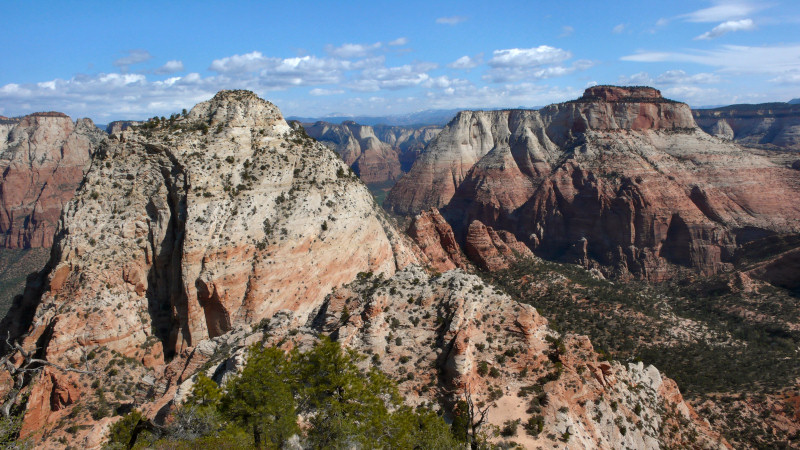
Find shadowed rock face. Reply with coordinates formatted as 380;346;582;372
387;86;800;279
693;102;800;151
0;113;106;249
303;121;440;185
1;90;419;368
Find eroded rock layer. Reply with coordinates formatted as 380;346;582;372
693;102;800;151
2;90;418;369
0;113;105;248
303;121;440;184
388;86;800;279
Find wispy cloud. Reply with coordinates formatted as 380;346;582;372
448;55;482;69
325;42;382;58
612;24;626;34
680;0;766;22
622;44;800;74
113;49;152;71
695;18;755;39
619;70;721;86
436;16;467;25
155;60;184;75
388;37;408;46
560;26;574;37
309;88;344;96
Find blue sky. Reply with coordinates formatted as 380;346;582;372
1;0;799;121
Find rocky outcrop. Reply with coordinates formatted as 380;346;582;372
0;112;105;248
406;208;466;272
1;90;418;373
693;102;800;151
303;121;440;185
298;266;726;449
106;120;142;136
464;220;533;271
389;86;800;279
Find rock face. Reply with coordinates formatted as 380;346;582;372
303;121;440;185
299;266;726;449
106;120;142;136
406;208;467;272
0;112;105;248
2;90;418;371
693;102;800;151
388;86;800;279
463;220;533;271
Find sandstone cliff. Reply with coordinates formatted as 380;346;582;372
304;121;440;185
693;102;800;151
0;112;105;249
2;90;418;372
388;86;800;279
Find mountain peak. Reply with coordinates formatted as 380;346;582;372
188;89;285;128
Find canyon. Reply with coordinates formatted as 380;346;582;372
0;90;733;449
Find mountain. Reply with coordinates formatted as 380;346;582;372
0;90;726;449
693;102;800;151
788;98;800;105
288;108;461;127
0;112;105;249
387;86;800;280
302;121;440;186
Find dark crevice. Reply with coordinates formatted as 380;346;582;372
143;157;188;360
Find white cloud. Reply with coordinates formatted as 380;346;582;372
155;60;184;74
349;62;438;91
488;46;572;68
560;26;574;37
448;55;481;69
656;70;720;84
325;42;382;58
695;18;755;40
680;0;765;22
388;37;408;46
770;71;800;84
209;51;270;73
612;24;626;34
656;18;670;27
484;46;582;83
436;16;467;25
208;52;348;87
309;88;344;96
619;70;721;86
618;72;655;86
621;44;800;74
113;49;152;70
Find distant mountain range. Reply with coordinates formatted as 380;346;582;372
288;108;462;127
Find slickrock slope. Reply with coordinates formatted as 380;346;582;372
693;102;800;151
1;90;418;404
0;112;105;249
303;121;440;185
291;266;726;449
390;86;800;279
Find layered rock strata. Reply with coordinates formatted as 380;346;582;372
693;102;800;151
304;121;440;184
0;112;105;248
387;86;800;279
2;90;418;373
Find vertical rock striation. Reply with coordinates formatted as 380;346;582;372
0;113;105;249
